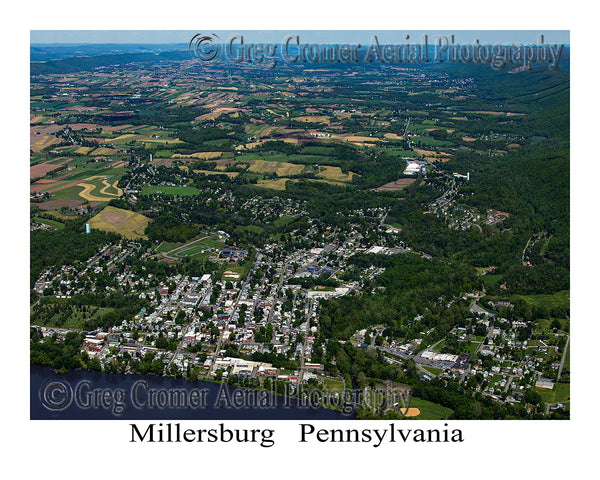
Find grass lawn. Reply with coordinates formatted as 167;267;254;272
273;215;295;227
161;235;224;258
321;376;345;393
219;250;255;281
182;250;212;262
156;241;182;253
236;225;264;234
510;290;570;310
482;274;502;286
200;237;226;249
221;264;250;280
420;366;443;376
534;317;569;333
535;383;570;404
32;305;113;329
175;244;210;257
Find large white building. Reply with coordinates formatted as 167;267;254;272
404;161;425;175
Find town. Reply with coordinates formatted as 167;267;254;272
30;42;570;420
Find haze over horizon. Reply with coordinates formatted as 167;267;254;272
31;30;570;46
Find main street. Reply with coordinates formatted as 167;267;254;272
208;252;261;373
297;298;314;384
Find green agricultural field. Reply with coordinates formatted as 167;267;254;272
272;153;334;165
140;185;201;196
384;148;419;157
412;135;454;147
33;216;65;230
236;152;262;161
406;123;433;133
109;133;141;144
510;290;570;310
301;146;335;155
204;139;231;147
39;163;126;199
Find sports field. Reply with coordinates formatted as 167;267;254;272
405;397;453;420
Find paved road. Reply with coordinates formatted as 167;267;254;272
521;235;533;265
297;298;313;384
267;259;290;323
167;322;192;368
503;375;516;393
208;252;261;373
557;334;570;381
476;326;494;354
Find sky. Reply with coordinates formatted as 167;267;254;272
30;30;570;46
